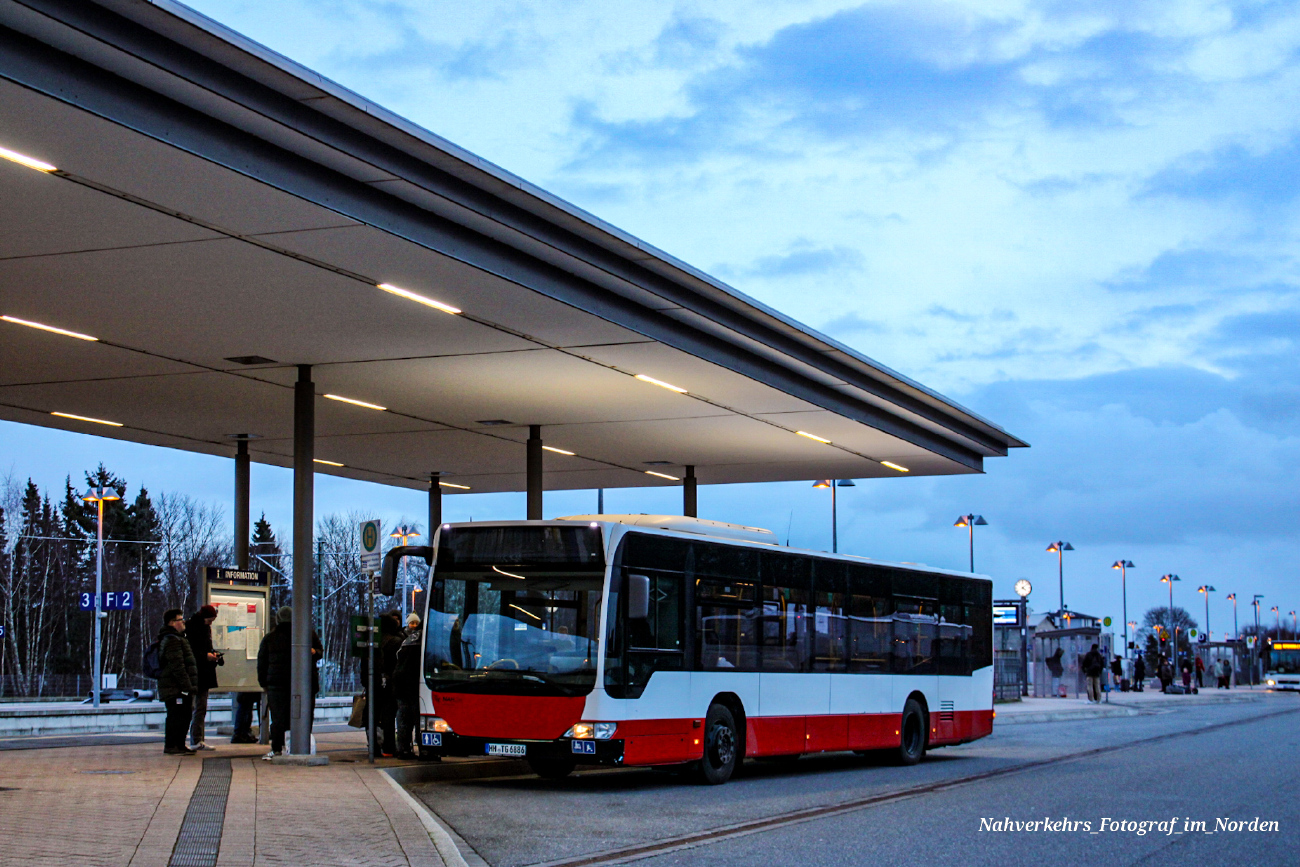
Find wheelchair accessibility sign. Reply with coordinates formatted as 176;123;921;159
420;732;442;747
571;740;596;754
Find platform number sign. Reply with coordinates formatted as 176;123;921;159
359;519;382;573
79;591;134;611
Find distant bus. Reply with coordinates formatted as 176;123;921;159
408;516;993;784
1264;640;1300;691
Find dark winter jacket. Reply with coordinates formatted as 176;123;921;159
1082;649;1104;677
393;628;423;703
1134;656;1146;681
359;622;401;699
1045;650;1064;677
157;625;198;700
186;612;219;692
1110;657;1123;679
256;622;322;694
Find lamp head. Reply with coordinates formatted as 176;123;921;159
1226;593;1236;601
836;479;856;487
972;515;987;525
82;487;120;503
812;480;832;489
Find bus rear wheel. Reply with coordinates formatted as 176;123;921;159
528;756;576;780
895;698;927;766
695;704;740;785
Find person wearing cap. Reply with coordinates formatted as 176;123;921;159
256;605;323;759
186;604;221;750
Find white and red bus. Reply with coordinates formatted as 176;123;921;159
406;515;993;784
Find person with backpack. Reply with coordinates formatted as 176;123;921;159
1110;654;1124;691
156;608;199;756
186;605;221;751
1158;654;1174;692
1083;643;1105;702
393;613;423;759
1133;654;1146;691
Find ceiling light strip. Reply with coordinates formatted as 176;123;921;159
0;146;57;172
542;445;575;456
324;394;387;411
645;470;680;481
377;283;461;314
3;315;97;341
880;461;910;473
439;481;471;490
313;458;345;467
634;374;687;394
51;412;122;427
796;430;832;444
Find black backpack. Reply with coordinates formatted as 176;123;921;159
142;639;163;679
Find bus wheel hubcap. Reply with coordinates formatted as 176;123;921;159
710;726;735;766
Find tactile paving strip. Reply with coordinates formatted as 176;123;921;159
168;757;231;867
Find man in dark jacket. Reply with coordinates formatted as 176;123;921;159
1083;644;1104;702
394;613;423;759
186;604;220;751
257;606;323;759
158;608;199;755
360;613;403;756
1133;654;1146;691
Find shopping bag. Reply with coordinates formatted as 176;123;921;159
348;693;367;728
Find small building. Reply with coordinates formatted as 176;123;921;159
1031;610;1111;698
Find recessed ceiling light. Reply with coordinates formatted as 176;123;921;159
224;355;277;366
542;445;575;456
314;458;345;467
51;412;122;427
3;315;97;341
645;470;680;481
796;431;832;444
324;394;387;411
643;460;673;466
881;461;910;473
0;145;57;172
439;481;471;490
476;419;513;426
377;283;461;314
634;374;687;394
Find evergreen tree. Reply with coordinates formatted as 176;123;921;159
125;486;162;589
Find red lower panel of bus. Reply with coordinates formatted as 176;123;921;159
621;710;993;766
431;693;587;740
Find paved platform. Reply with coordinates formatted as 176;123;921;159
995;684;1268;724
0;729;461;867
0;696;353;737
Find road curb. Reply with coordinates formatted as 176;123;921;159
995;706;1140;725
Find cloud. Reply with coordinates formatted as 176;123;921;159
717;242;865;279
1143;135;1300;207
1104;248;1267;293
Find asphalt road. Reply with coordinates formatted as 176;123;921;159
410;695;1300;867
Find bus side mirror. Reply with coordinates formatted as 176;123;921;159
380;546;433;595
627;574;650;621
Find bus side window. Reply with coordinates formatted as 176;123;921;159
811;559;845;672
695;575;758;671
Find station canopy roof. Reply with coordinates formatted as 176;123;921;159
0;0;1026;495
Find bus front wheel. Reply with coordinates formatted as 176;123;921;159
695;703;740;785
896;698;927;766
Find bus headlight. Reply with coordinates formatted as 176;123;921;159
1267;679;1275;686
564;722;617;740
422;716;453;733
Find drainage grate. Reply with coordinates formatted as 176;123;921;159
168;757;231;867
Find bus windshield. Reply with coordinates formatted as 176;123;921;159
1267;643;1300;674
423;525;605;697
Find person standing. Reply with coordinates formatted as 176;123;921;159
1045;647;1065;697
1158;654;1174;693
257;606;323;759
1133;654;1146;692
1083;643;1104;703
186;605;220;750
1180;655;1194;692
360;614;403;756
394;613;423;759
158;608;198;756
1194;655;1205;689
1110;654;1124;691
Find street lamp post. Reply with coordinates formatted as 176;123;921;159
389;524;419;619
1112;561;1135;658
1198;585;1216;641
954;515;988;573
813;480;855;554
1227;592;1239;687
1160;574;1181;660
1291;611;1297;639
82;486;121;708
1046;541;1074;620
1252;595;1264;685
1271;606;1280;637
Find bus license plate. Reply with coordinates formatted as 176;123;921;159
486;743;526;757
420;733;441;747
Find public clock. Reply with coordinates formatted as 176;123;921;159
1014;579;1032;598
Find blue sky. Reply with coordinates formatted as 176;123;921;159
5;0;1300;636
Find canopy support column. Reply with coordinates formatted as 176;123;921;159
683;465;697;518
290;365;314;757
234;437;250;570
527;425;543;520
429;474;442;539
